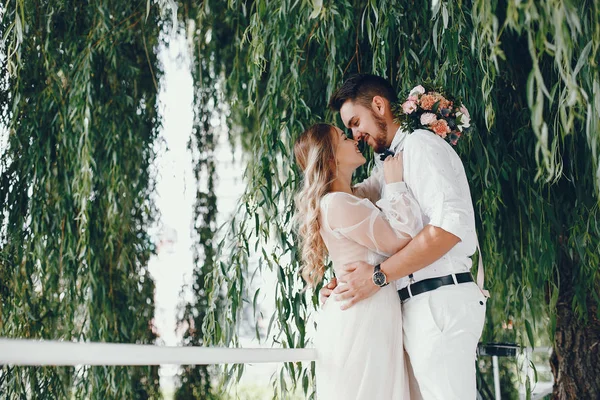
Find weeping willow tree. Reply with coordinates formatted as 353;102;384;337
174;88;220;398
1;0;598;398
179;0;599;399
172;8;223;397
0;1;164;398
171;1;262;396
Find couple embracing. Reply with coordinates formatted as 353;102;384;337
293;74;489;399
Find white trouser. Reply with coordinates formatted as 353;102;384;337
402;282;487;400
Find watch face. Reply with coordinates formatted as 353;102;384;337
373;271;386;286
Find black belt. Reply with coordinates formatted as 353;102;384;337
398;272;473;302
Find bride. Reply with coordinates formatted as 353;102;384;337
294;123;423;399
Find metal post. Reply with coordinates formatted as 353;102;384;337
493;355;501;400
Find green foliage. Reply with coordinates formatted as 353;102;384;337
1;0;598;398
178;0;600;397
0;1;163;398
171;5;224;397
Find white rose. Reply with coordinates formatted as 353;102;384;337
420;112;437;126
456;105;471;131
409;85;426;97
402;101;418;114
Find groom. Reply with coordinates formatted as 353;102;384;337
321;74;488;400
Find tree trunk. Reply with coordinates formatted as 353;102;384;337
550;255;600;399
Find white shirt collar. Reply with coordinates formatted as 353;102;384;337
374;126;408;167
389;126;408;153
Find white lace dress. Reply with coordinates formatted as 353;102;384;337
315;183;423;400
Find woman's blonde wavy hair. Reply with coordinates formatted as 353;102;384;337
294;123;337;288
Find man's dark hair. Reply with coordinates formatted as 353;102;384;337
328;74;398;111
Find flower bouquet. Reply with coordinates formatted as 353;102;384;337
393;85;472;146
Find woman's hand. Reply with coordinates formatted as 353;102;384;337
383;152;404;184
319;277;337;305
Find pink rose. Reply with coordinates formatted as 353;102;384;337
409;85;425;97
408;95;418;102
420;112;437;126
402;100;417;114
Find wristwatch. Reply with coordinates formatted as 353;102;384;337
372;264;389;287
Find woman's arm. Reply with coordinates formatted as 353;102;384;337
325;185;422;256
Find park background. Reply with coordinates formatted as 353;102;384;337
0;0;599;399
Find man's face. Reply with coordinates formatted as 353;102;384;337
339;100;389;153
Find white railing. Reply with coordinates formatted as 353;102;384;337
0;338;317;366
0;338;554;399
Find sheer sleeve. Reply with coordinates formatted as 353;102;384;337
322;186;422;257
376;182;423;238
352;165;383;204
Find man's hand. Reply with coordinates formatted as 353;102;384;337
319;277;337;306
334;261;380;310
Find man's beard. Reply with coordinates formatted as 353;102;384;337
369;109;389;153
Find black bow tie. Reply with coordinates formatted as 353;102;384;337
379;149;395;161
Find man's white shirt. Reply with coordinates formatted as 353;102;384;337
354;127;478;290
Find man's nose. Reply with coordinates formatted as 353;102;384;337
353;130;364;140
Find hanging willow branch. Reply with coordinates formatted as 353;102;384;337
177;0;599;398
0;1;165;398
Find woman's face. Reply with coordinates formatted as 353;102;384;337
332;126;366;170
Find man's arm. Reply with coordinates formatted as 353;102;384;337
380;225;459;280
334;225;458;309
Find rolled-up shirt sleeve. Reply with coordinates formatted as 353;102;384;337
405;131;477;254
